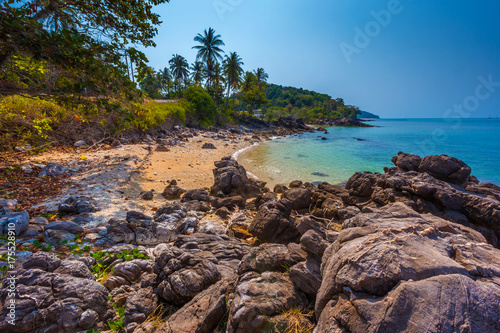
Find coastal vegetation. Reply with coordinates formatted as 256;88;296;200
0;0;359;152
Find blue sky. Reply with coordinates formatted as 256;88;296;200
141;0;500;118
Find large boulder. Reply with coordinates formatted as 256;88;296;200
341;154;500;246
391;151;422;171
155;279;234;333
237;243;297;275
154;246;221;305
0;253;114;332
227;272;308;333
0;211;29;235
210;157;262;198
315;203;500;332
283;188;312;210
248;199;300;244
418;154;471;186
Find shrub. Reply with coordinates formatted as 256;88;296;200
0;95;71;149
183;85;216;126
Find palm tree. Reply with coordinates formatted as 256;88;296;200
211;63;225;88
192;28;225;87
190;61;205;85
169;54;189;96
254;68;269;91
241;71;257;93
157;67;172;96
223;52;244;108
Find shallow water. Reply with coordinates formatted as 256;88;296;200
237;118;500;186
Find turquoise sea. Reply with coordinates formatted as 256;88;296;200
237;118;500;186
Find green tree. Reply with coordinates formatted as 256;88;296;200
254;68;269;91
183;85;216;126
241;71;257;94
0;0;170;96
190;61;205;85
192;27;225;88
157;67;172;96
169;54;189;97
139;74;162;99
223;52;244;108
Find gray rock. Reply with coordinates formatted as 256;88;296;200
210;157;262;198
0;199;17;210
58;196;99;214
154;246;221;305
300;229;329;257
202;142;217;149
155;279;233;333
237;243;296;275
20;224;43;238
44;229;76;244
419;154;471;186
162;181;186;199
249;199;300;244
0;253;114;332
31;216;49;225
45;220;84;234
38;162;68;177
0;211;29;235
315;202;500;332
140;190;154;200
283;188;312;210
123;287;158;329
20;164;32;173
290;258;322;295
74;140;87;147
104;259;154;291
227;272;308;333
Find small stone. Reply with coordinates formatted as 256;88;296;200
202;143;217;149
74;140;86;147
140;191;154;201
21;164;33;173
38;162;68;177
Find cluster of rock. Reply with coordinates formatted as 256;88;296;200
312;117;374;127
1;153;499;332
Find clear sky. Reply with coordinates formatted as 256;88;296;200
141;0;500;118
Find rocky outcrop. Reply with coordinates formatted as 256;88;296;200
227;272;308;333
210;157;263;199
248;199;300;244
0;253;114;332
103;205;198;246
154;245;221;305
342;152;500;246
315;202;500;332
155;279;234;333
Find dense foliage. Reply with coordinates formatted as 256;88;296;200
0;0;170;97
261;83;361;122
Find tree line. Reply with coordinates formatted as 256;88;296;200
139;27;270;114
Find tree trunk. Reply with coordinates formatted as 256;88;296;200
225;82;231;109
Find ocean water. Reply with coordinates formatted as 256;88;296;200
237;118;500;186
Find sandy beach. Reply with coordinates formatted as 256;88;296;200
14;132;255;223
